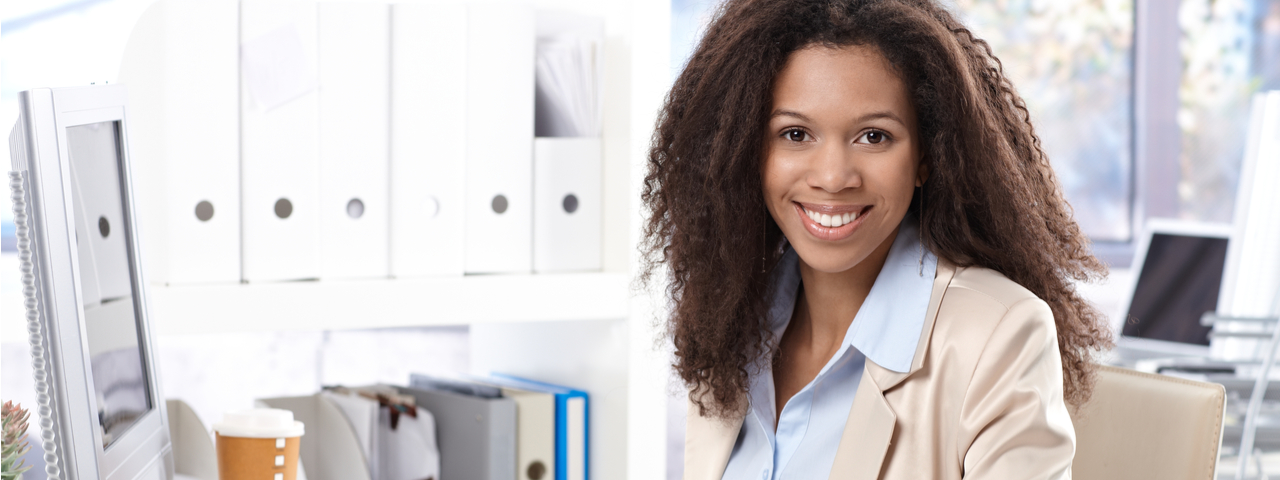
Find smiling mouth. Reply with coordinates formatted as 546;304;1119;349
793;202;871;241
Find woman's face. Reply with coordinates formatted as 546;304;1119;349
763;45;923;274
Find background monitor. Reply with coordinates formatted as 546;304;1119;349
10;85;173;479
1115;219;1233;359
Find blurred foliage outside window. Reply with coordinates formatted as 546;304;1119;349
953;0;1136;242
1177;0;1280;224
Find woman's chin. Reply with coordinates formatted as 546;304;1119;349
788;242;878;274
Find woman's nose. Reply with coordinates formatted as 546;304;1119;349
807;141;860;193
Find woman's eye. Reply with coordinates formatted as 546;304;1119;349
858;130;887;145
784;129;808;142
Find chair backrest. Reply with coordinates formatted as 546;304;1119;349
1071;365;1227;480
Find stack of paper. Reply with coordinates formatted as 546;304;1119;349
534;34;600;137
322;386;441;480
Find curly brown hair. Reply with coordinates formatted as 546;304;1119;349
641;0;1115;418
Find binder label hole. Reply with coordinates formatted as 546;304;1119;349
528;461;547;480
347;198;365;218
425;196;440;218
98;216;110;238
491;194;508;214
275;198;293;219
195;200;214;222
562;194;579;214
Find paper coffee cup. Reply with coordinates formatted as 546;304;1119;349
213;408;305;480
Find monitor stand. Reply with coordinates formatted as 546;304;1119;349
1107;336;1212;368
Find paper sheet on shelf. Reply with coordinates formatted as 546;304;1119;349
241;24;316;111
323;387;440;480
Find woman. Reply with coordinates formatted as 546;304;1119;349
641;0;1114;478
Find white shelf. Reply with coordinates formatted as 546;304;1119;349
145;272;630;336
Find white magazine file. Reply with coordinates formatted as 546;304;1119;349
117;0;241;284
530;11;604;273
240;0;322;282
464;3;536;274
533;138;602;272
389;2;467;277
317;2;391;279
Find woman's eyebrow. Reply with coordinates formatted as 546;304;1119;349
855;111;906;126
771;109;907;127
769;109;813;122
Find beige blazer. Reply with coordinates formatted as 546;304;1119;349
685;259;1075;479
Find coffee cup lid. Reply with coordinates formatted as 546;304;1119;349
212;408;305;438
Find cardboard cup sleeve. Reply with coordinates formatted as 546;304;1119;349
213;409;305;480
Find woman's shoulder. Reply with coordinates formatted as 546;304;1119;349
946;264;1041;310
923;264;1063;406
933;264;1056;344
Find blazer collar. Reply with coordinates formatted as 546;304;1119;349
863;256;957;391
844;219;938;374
684;258;959;480
828;257;957;480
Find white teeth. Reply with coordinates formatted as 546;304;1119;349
803;206;862;227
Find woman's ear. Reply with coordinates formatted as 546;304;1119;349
915;162;929;187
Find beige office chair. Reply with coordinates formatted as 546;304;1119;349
1070;365;1227;480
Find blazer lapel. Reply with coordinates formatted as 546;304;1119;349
828;369;897;479
828;258;958;479
684;395;745;480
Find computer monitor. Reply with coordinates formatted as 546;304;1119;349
1115;219;1233;359
9;85;173;479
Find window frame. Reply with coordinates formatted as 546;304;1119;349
1100;0;1182;269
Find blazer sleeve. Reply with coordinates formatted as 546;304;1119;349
957;297;1075;479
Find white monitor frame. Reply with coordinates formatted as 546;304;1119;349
10;85;173;480
1114;218;1233;358
1219;91;1280;319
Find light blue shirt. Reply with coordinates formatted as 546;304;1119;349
721;219;938;480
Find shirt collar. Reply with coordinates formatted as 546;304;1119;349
766;217;938;373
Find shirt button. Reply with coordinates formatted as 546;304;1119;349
762;469;771;479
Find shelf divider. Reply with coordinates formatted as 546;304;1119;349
145;272;631;335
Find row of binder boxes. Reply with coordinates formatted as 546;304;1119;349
116;1;605;284
259;374;588;480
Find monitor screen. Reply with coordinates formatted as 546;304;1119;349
1123;233;1230;346
65;120;152;449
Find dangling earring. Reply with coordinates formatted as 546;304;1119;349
761;216;768;274
918;185;925;220
917;184;927;275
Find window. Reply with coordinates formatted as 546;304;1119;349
954;0;1136;243
1177;0;1280;223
